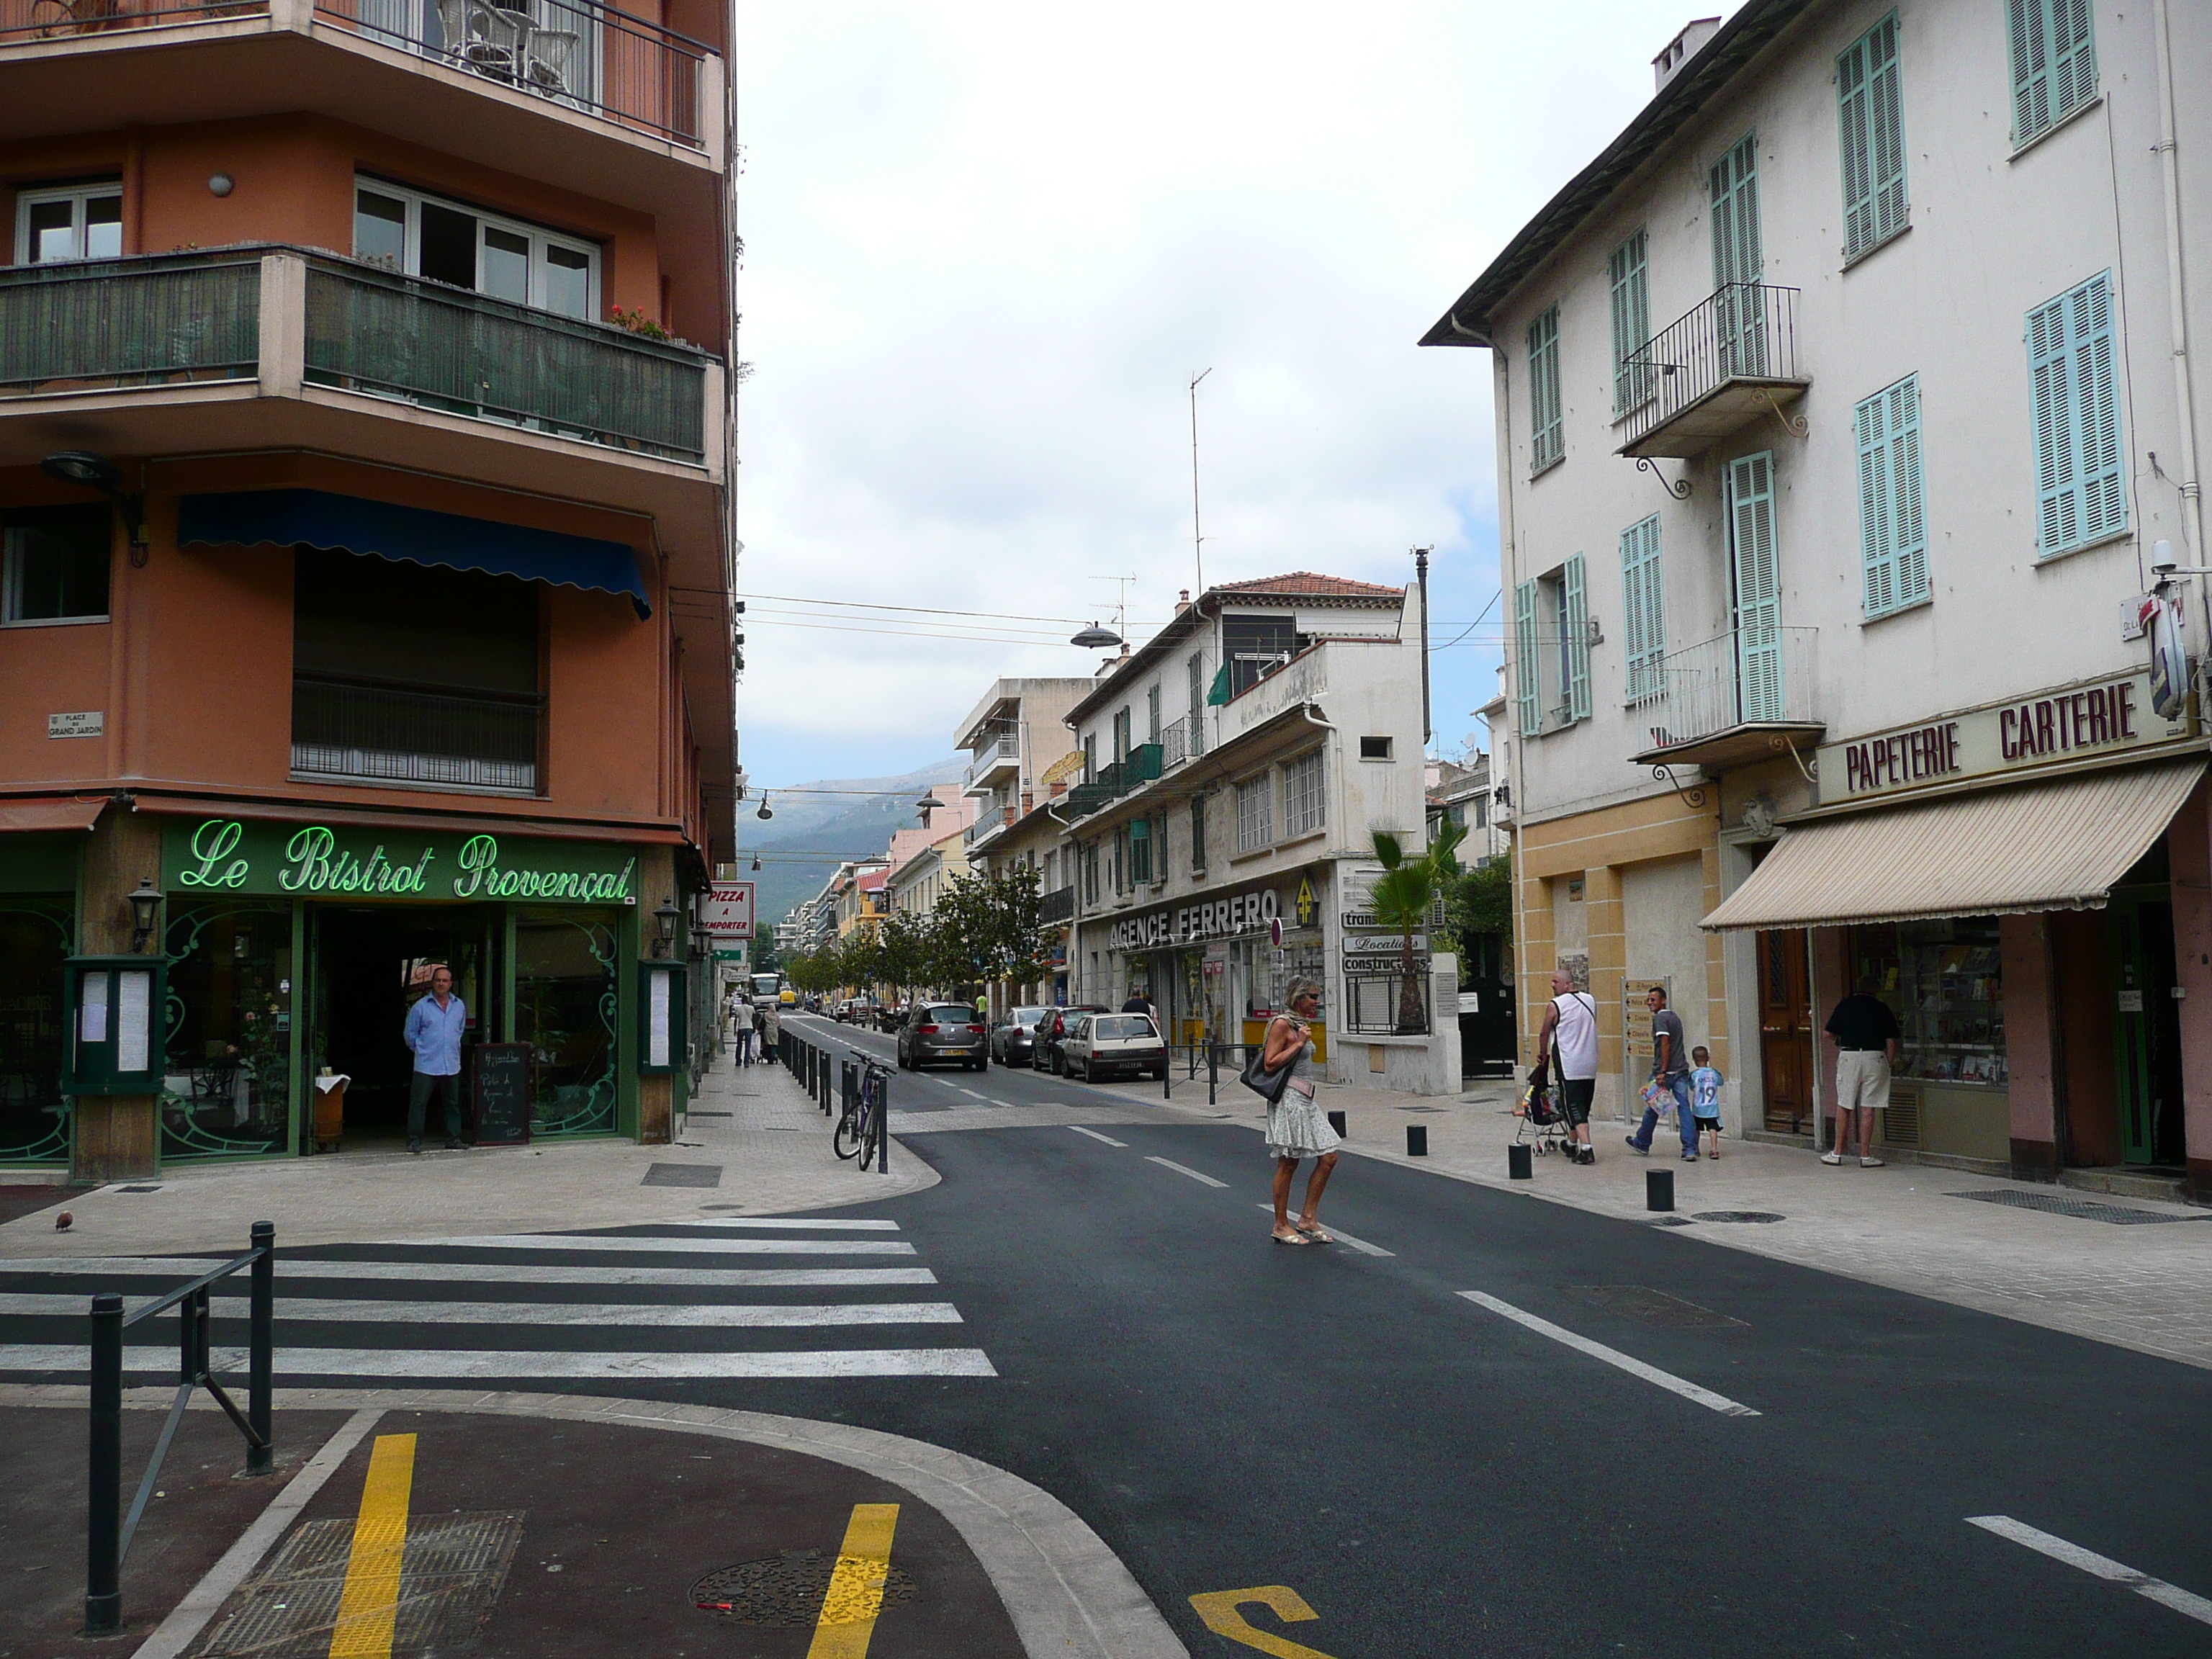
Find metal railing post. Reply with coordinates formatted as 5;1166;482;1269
1208;1040;1218;1106
248;1220;274;1475
86;1292;123;1635
877;1067;891;1174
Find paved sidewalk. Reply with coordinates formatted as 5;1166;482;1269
1082;1069;2212;1372
0;1048;935;1261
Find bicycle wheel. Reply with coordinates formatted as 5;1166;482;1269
833;1107;865;1160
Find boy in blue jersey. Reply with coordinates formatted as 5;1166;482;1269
1689;1046;1725;1159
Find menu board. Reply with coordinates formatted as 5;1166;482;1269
468;1043;532;1146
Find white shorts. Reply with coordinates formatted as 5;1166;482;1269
1835;1048;1890;1115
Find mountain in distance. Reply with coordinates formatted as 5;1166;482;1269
742;756;963;927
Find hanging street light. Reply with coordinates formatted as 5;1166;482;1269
1070;621;1122;649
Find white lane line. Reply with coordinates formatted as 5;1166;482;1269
1967;1516;2212;1627
1248;1205;1394;1257
127;1406;386;1659
1068;1127;1128;1148
957;1089;991;1102
387;1235;915;1256
0;1259;937;1289
1457;1291;1759;1418
0;1344;999;1380
655;1217;901;1231
1146;1156;1228;1190
0;1294;963;1328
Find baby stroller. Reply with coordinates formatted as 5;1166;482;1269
1514;1063;1575;1157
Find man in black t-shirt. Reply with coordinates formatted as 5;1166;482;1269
1822;979;1901;1167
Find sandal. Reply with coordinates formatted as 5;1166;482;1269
1272;1228;1316;1245
1295;1223;1334;1242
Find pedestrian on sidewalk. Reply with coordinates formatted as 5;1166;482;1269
759;997;783;1068
403;963;466;1154
1532;966;1599;1164
1262;976;1340;1244
1822;977;1899;1167
1121;989;1156;1022
1627;984;1698;1161
732;995;755;1066
1690;1046;1725;1159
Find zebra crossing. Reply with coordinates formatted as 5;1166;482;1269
0;1216;995;1383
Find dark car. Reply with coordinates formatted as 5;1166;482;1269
896;1002;989;1071
1033;1004;1109;1074
990;1005;1051;1065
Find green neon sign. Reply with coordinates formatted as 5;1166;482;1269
163;817;640;905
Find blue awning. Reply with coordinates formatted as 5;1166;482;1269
177;488;652;619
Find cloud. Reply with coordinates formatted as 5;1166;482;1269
734;0;1689;786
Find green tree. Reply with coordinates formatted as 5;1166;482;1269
1367;819;1467;1033
928;867;1054;999
873;910;931;1003
1446;852;1513;981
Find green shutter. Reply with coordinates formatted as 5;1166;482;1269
2028;272;2125;557
1856;374;1927;617
1709;132;1766;374
1727;453;1783;722
1206;662;1231;705
1608;230;1651;417
1563;554;1591;722
1838;14;1907;261
1527;305;1563;473
2071;274;2126;542
2010;0;2097;147
1513;578;1539;737
1619;516;1665;702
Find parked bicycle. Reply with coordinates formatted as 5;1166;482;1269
835;1058;889;1164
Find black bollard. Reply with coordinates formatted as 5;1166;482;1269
1406;1125;1427;1156
1327;1110;1347;1138
247;1221;274;1475
1509;1143;1532;1180
86;1291;123;1634
1647;1168;1674;1212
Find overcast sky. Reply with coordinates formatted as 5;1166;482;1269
734;1;1696;794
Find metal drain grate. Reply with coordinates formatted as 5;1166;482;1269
117;1184;163;1193
1560;1285;1747;1329
642;1163;724;1187
1947;1190;2204;1225
691;1550;918;1627
1690;1211;1786;1224
194;1511;523;1658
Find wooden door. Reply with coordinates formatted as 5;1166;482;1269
1756;928;1813;1134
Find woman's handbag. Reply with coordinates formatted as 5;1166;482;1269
1240;1023;1297;1105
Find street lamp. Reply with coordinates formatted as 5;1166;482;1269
127;878;162;953
1070;621;1121;649
653;897;680;958
42;451;148;565
756;794;773;819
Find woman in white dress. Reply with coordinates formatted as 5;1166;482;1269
1262;976;1342;1244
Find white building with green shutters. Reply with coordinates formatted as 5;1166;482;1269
1424;1;2212;1200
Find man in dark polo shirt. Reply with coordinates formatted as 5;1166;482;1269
1822;977;1901;1167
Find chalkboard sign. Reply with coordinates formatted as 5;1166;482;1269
467;1043;533;1146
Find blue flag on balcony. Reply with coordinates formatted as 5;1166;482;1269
177;488;652;619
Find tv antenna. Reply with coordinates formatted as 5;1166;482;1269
1189;368;1213;595
1082;574;1138;652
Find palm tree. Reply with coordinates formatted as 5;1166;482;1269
1367;819;1467;1034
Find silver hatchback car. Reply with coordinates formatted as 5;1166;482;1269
897;1003;989;1071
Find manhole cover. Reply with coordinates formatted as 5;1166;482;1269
1946;1190;2203;1225
1690;1210;1786;1224
691;1550;917;1626
1560;1285;1746;1329
643;1163;724;1187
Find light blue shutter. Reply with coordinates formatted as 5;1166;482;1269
1527;306;1563;472
1709;133;1766;374
1838;14;1907;261
2028;274;2123;557
1608;230;1651;417
1889;377;1928;603
2028;291;2078;552
1513;578;1539;737
2009;0;2097;146
2069;274;2126;542
1619;516;1665;702
1856;375;1928;616
1856;390;1896;616
1727;454;1783;722
1563;554;1591;722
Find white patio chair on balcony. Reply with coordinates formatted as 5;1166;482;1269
434;0;526;78
522;20;581;94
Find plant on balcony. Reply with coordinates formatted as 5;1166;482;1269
1367;819;1467;1034
608;305;672;341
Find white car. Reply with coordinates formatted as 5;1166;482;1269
1061;1012;1168;1082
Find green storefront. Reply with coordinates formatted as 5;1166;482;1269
7;814;693;1171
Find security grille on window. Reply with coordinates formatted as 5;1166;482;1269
353;179;599;320
1235;775;1272;854
1359;736;1392;760
16;182;122;264
2;505;109;624
1282;752;1325;837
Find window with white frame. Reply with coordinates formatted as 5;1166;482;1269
1235;775;1272;854
16;181;122;264
353;178;599;319
1282;751;1325;838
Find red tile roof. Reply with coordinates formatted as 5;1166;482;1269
1213;572;1404;599
857;870;887;891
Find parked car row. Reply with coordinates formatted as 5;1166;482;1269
832;999;1170;1083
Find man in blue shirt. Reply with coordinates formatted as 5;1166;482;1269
403;964;467;1153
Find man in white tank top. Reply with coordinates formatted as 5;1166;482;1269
1533;966;1600;1165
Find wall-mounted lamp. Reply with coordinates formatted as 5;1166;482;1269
127;877;162;953
207;172;235;198
653;896;680;957
42;451;148;567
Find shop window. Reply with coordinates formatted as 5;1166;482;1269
16;181;122;264
353;178;600;320
160;902;294;1161
292;547;543;793
516;912;619;1137
1236;774;1272;854
1851;917;2006;1086
2;505;109;624
0;901;72;1164
1282;750;1326;837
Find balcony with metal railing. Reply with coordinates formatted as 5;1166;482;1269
1616;284;1808;459
0;246;718;472
963;804;1016;850
962;733;1019;796
1159;716;1187;770
1037;884;1074;925
1629;626;1822;772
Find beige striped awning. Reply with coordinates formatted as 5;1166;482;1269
1701;759;2205;931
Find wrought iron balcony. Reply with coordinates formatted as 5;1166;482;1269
1616;283;1807;459
292;671;542;792
0;247;714;464
1629;627;1822;773
1159;717;1188;770
1037;884;1074;925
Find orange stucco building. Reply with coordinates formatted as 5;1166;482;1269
0;0;736;1177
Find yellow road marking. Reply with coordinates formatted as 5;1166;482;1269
805;1503;901;1659
1190;1586;1340;1658
328;1432;416;1659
